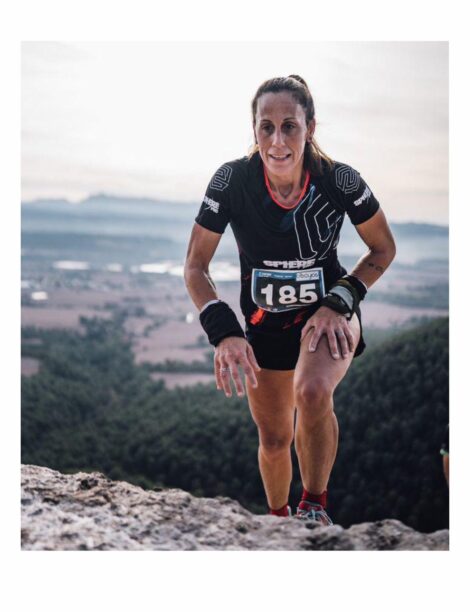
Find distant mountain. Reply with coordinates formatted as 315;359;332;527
389;222;448;237
22;197;72;208
22;192;448;229
84;193;169;206
22;193;169;207
22;193;448;265
22;193;194;223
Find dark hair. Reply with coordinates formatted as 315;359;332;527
249;75;333;175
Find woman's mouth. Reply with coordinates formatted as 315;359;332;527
269;154;291;161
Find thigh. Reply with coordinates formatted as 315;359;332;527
294;313;362;391
246;368;296;434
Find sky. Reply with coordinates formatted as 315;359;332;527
21;41;448;224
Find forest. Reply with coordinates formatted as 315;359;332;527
21;315;449;532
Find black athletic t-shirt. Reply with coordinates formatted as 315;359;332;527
195;152;380;331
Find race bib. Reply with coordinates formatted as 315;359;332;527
251;268;325;313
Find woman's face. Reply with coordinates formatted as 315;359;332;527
253;91;314;178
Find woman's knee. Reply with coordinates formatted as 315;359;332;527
258;428;294;457
294;378;335;421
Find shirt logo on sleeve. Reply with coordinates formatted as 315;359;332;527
335;165;361;194
354;186;371;206
209;164;233;191
203;196;220;213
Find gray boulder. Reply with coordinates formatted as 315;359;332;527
21;464;448;551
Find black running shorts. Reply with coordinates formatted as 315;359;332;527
246;306;366;371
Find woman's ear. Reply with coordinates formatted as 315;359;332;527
307;119;316;142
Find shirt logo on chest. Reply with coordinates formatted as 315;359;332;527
293;185;343;261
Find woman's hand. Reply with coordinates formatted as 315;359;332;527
300;306;356;359
214;336;261;397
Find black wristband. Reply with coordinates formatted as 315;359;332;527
341;274;367;301
199;301;245;347
320;275;366;320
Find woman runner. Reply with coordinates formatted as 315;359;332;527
184;75;396;524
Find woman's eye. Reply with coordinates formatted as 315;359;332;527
284;123;296;130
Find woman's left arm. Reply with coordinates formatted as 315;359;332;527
348;208;396;289
300;208;396;358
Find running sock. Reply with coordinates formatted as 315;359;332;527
298;488;327;510
269;503;290;517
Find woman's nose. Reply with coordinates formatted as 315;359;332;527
271;128;285;146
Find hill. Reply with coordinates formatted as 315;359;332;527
331;317;449;530
21;316;449;533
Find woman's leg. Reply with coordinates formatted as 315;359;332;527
246;368;295;510
293;313;361;495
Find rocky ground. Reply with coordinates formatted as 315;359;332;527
21;464;449;551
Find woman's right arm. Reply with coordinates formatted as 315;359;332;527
184;223;260;397
184;223;222;309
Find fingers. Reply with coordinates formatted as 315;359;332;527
219;362;233;397
219;363;245;397
245;345;260;388
214;358;223;391
308;327;321;352
336;328;350;359
215;349;233;396
326;327;340;359
344;324;356;353
300;322;314;343
309;322;352;360
230;348;260;396
215;356;247;398
229;363;245;397
215;339;261;397
240;361;258;390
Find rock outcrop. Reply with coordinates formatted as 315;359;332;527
21;465;448;551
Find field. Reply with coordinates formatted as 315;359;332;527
21;263;448;386
21;198;449;385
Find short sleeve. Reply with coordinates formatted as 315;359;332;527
195;163;234;234
334;163;380;225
